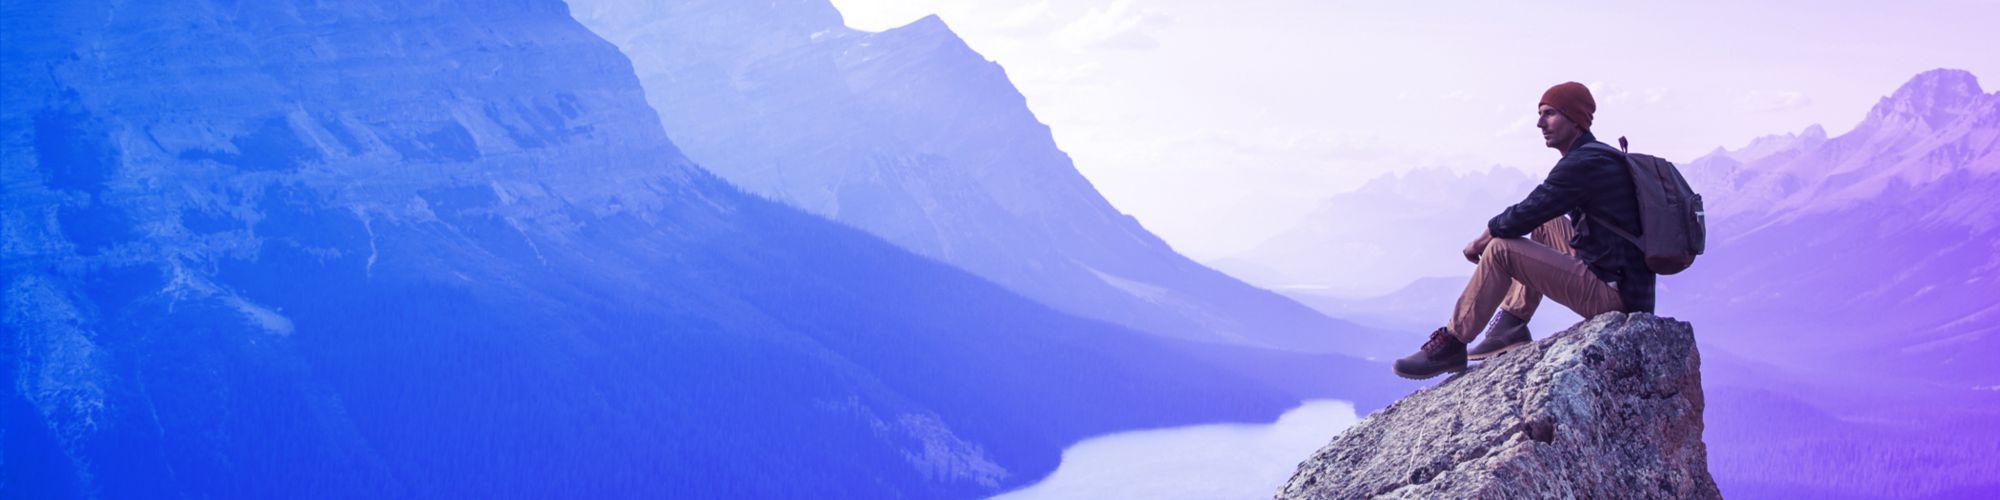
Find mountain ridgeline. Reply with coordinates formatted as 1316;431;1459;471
1212;166;1538;298
562;0;1395;356
0;1;1383;497
1673;68;1999;386
1668;69;2000;497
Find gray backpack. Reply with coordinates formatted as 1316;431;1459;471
1580;138;1706;275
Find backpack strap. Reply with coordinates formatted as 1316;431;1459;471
1584;209;1642;247
1573;141;1644;247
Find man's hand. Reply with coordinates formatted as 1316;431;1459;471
1463;229;1494;264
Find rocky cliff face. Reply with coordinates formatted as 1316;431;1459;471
1278;313;1718;499
1;1;1311;497
563;0;1396;356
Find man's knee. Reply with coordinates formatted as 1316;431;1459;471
1482;237;1527;266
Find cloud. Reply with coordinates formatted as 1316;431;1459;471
1736;89;1812;112
1015;61;1104;87
1642;88;1670;104
1199;128;1393;163
1577;82;1672;110
1055;0;1173;50
1495;113;1538;138
828;0;951;31
995;0;1053;30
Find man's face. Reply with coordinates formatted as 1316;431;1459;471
1537;104;1581;151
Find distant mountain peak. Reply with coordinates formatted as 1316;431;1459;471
1725;123;1828;164
869;12;971;53
1800;123;1827;141
570;0;1376;354
1865;68;1987;130
1894;68;1983;98
908;13;948;30
1349;166;1532;202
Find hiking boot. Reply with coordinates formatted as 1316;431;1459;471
1468;312;1533;361
1393;328;1467;380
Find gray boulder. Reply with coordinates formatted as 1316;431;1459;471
1279;313;1719;499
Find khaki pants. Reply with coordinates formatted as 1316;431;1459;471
1450;217;1623;343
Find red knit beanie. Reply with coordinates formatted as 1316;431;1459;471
1539;81;1596;130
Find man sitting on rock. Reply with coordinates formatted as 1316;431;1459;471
1393;82;1657;380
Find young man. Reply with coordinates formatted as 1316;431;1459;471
1393;81;1657;380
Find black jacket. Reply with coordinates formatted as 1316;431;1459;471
1487;131;1656;312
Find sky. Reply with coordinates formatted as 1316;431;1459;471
826;0;2000;259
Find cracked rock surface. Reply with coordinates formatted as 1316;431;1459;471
1278;313;1719;499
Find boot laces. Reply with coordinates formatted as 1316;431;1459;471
1420;328;1453;352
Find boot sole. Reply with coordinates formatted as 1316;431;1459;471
1467;340;1530;361
1392;364;1467;380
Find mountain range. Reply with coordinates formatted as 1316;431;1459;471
561;0;1397;356
1671;68;1999;387
0;1;1405;497
1209;166;1537;298
1666;69;2000;497
10;0;1984;496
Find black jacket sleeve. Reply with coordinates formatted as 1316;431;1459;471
1488;149;1608;238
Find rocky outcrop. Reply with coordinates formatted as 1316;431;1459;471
1278;313;1719;499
